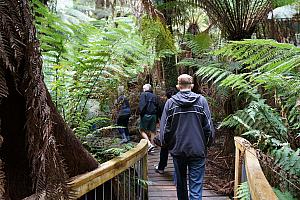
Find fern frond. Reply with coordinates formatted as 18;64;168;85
273;188;297;200
186;32;211;55
34;1;155;128
236;182;251;200
272;147;300;176
221;99;288;142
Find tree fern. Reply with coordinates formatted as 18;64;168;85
186;32;212;55
213;40;300;72
272;147;300;176
273;188;297;200
199;40;300;133
187;39;300;196
140;15;177;57
221;99;288;142
236;182;251;200
33;1;155;128
74;117;111;137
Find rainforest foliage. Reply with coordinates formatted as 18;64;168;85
179;38;300;198
32;0;300;198
32;0;156;129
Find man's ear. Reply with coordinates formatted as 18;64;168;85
191;84;194;89
176;85;180;90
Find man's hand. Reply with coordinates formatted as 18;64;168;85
153;135;162;147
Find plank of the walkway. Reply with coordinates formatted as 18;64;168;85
150;197;228;200
147;148;228;200
149;190;225;197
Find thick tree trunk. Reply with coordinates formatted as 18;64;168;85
48;91;99;177
106;0;111;8
0;79;32;199
161;0;178;90
96;0;111;9
95;0;105;8
222;97;236;155
163;56;178;89
0;0;98;199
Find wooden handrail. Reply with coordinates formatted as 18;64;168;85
68;139;148;198
234;137;278;200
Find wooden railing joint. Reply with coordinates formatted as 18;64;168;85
234;137;278;200
68;139;148;198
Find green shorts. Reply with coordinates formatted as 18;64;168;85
140;114;157;132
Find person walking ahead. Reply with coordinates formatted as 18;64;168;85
115;86;131;144
160;74;215;200
155;87;177;174
139;84;158;152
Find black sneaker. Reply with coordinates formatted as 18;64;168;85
155;166;164;174
148;145;155;153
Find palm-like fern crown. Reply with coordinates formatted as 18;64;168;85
200;0;272;40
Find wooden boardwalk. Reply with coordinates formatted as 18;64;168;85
147;148;229;200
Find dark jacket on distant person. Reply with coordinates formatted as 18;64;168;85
139;91;158;117
117;95;131;116
157;88;178;120
159;91;215;158
157;97;165;120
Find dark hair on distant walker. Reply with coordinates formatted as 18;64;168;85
166;88;177;99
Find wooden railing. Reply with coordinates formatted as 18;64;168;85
68;139;148;200
234;137;278;200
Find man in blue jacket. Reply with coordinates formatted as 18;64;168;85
160;74;215;200
139;84;158;152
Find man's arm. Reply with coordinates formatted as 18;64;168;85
159;100;175;147
200;96;215;147
138;92;146;114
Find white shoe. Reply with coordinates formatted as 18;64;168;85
155;165;164;174
148;144;155;152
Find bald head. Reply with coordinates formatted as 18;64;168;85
143;84;152;92
177;74;194;90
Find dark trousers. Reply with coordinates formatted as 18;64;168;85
173;156;206;200
116;114;130;138
158;147;169;170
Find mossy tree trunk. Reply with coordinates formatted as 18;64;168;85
95;0;105;8
0;1;98;199
160;0;178;90
163;56;178;89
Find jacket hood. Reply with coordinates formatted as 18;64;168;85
171;91;200;107
144;90;153;93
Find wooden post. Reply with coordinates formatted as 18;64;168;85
245;148;278;200
142;151;148;200
234;137;278;200
234;141;242;198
